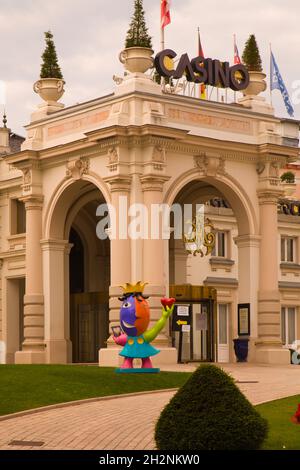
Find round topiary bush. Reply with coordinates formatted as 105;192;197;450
155;364;268;450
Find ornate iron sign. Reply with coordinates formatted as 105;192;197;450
183;212;216;257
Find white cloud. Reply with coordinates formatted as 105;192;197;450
0;0;299;135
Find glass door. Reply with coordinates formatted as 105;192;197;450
281;307;296;348
191;301;214;362
217;304;229;363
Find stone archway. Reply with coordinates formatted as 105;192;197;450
42;177;110;363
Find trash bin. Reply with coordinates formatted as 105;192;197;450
233;338;249;362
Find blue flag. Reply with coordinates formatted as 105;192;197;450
270;51;294;117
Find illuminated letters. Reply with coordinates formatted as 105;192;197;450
154;49;249;91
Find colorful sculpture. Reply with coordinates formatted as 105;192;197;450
113;281;175;373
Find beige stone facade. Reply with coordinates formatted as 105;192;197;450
0;70;299;366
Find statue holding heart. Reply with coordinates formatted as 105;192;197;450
113;281;175;371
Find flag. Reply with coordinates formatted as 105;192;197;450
198;29;206;99
161;0;171;29
270;51;294;117
234;35;241;65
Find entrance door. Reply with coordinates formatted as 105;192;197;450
170;285;217;363
217;304;229;363
70;292;108;363
281;306;296;348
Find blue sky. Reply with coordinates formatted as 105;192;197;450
0;0;299;135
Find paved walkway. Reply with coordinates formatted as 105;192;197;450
0;363;299;450
164;363;300;405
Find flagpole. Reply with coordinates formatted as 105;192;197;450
198;27;200;99
269;42;273;106
233;34;236;103
160;2;165;87
161;21;165;50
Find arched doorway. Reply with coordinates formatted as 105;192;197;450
69;228;85;295
68;206;110;363
166;172;258;364
43;177;110;364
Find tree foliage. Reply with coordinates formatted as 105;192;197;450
242;34;263;72
40;31;63;79
281;171;295;183
155;364;268;450
125;0;152;49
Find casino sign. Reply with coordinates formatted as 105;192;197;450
154;49;250;91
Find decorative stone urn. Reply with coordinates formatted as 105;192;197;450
119;47;153;73
242;71;267;96
33;78;65;104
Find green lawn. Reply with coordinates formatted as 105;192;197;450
256;395;300;450
1;365;300;450
0;365;190;416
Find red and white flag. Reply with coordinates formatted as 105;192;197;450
234;35;241;64
161;0;171;29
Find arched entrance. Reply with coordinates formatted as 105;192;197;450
166;172;258;364
42;177;110;363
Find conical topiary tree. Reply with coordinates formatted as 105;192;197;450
40;31;63;79
155;364;268;450
242;34;263;72
125;0;152;49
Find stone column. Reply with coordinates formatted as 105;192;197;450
99;176;131;366
140;175;177;365
41;239;73;363
15;196;45;364
234;234;260;362
256;190;290;364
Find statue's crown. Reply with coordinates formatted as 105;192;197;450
120;281;148;294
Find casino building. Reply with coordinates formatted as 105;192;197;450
0;45;299;366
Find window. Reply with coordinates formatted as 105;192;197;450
281;307;296;346
10;199;26;235
212;231;227;257
281;237;296;262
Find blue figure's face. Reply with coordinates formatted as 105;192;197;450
120;294;150;337
120;295;138;336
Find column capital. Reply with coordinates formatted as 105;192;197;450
20;195;44;210
103;175;131;193
233;234;261;248
140;174;170;192
40;238;71;253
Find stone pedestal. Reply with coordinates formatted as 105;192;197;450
114;72;162;97
238;96;274;115
30;102;64;123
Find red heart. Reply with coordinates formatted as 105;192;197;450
161;297;175;309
